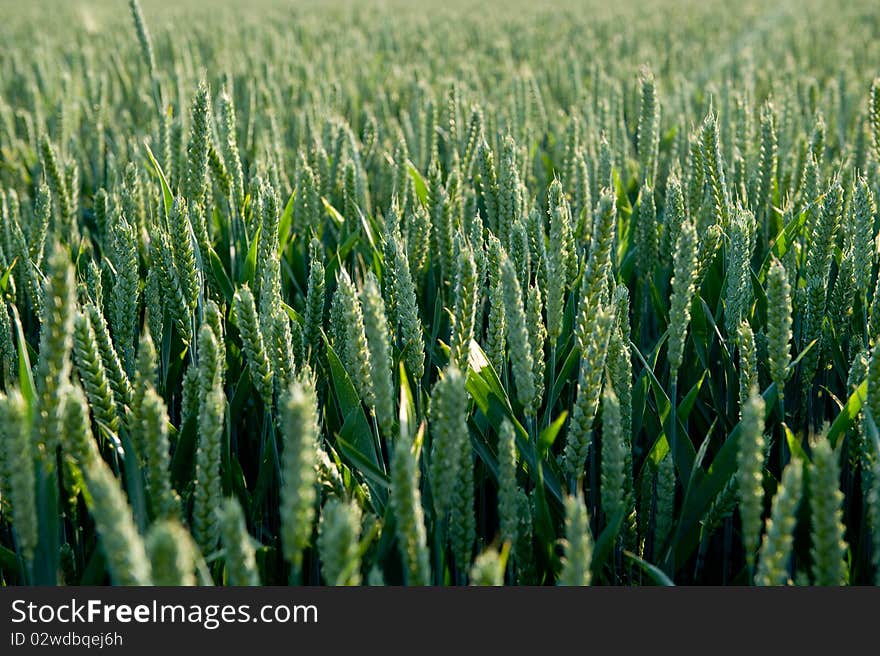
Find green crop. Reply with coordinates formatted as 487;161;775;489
0;0;878;587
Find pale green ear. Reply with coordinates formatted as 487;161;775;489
385;231;425;384
564;308;614;482
449;235;478;373
600;378;625;538
86;454;153;586
34;244;77;457
526;281;547;416
428;365;469;522
808;435;848;586
233;285;275;407
192;324;225;554
391;418;431;587
280;377;321;580
637;66;660;188
558;490;593;587
755;459;803;586
335;267;376;413
736;389;766;572
303;237;326;368
73;310;121;436
0;296;16;385
500;251;535;413
219;89;246;212
361;271;395;436
0;389;36;562
667;214;698;379
139;386;178;522
148;519;198;586
470;545;505;586
766;258;793;404
218;498;260;587
318;497;363;586
737;319;757;415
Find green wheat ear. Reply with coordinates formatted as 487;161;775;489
498;136;524;250
766;258;792;405
725;209;754;339
83;456;152;585
429;366;469;519
738;321;757;416
361;272;395;436
0;390;36;562
72;309;119;435
737;389;766;571
233;285;275;407
545;185;566;346
391;432;431;586
193;326;225;553
485;239;507;376
637;66;660;186
108;213;141;374
61;384;99;473
576;189;617;352
449;430;476;575
526;282;546;415
133;329;158;420
256;179;282;311
663;172;686;270
168;197;200;313
147;520;197;586
573;153;592;244
318;498;363;586
219;89;245;211
634;182;658;285
153;229;192;344
755;459;803;586
280;376;320;577
809;435;848;585
449;238;478;371
558;490;593;586
498;417;520;551
477;139;499;232
500;253;535;414
469;547;505;586
219;497;261;586
39;136;74;233
85;302;133;412
7;214;41;322
34;243;76;459
388;232;425;382
128;0;156;79
701;111;730;227
139;387;179;520
653;453;675;560
185;81;212;218
667;216;698;379
334;270;374;410
870;77;880;164
564;308;614;482
304;238;326;367
751;99;777;217
851;177;875;305
608;292;635;546
547;177;575;291
0;301;16;384
600;379;626;531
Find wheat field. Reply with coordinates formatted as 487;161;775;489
0;0;879;586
